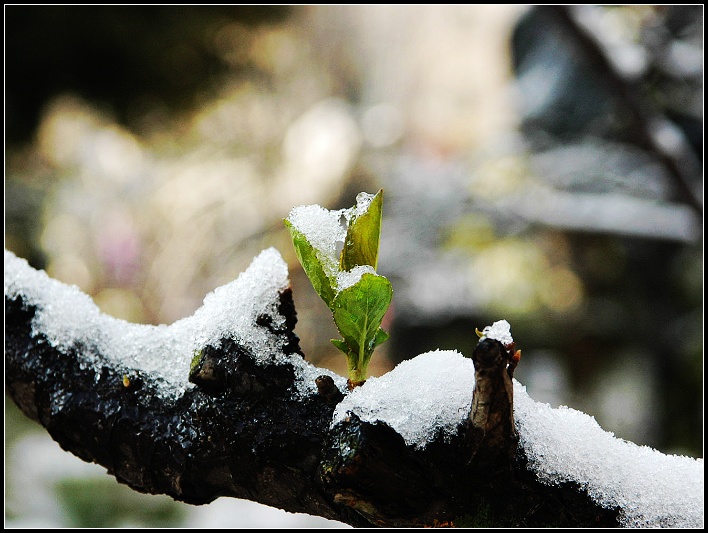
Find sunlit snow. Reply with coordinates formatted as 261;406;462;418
516;380;703;527
4;248;344;398
285;192;379;283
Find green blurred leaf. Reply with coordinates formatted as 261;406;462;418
332;272;392;369
284;219;336;307
55;477;184;527
340;189;383;271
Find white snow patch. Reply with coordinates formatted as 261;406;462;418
514;381;703;528
286;204;346;278
336;265;376;292
480;319;514;345
333;350;475;449
5;248;337;399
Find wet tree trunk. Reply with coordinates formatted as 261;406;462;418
5;285;622;528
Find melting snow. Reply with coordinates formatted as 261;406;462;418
285;192;379;283
350;191;375;219
4;248;344;399
332;349;702;527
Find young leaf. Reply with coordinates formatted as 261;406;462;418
283;220;336;307
340;190;383;272
285;190;392;388
331;272;392;367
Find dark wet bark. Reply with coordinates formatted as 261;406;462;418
5;284;620;527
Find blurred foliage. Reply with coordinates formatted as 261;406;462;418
4;4;702;528
55;478;184;528
5;5;291;145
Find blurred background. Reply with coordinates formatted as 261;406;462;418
4;5;702;527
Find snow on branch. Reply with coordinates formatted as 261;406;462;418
4;249;703;527
4;248;342;399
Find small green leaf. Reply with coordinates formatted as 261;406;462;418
285;191;392;388
284;220;336;307
340;189;383;271
332;272;392;370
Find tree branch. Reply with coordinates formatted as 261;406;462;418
4;250;702;527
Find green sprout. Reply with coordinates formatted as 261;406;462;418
285;189;392;389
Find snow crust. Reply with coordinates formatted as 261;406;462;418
514;381;703;528
332;348;703;527
4;248;344;399
480;319;514;345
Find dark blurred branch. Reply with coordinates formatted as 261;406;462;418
548;5;703;218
